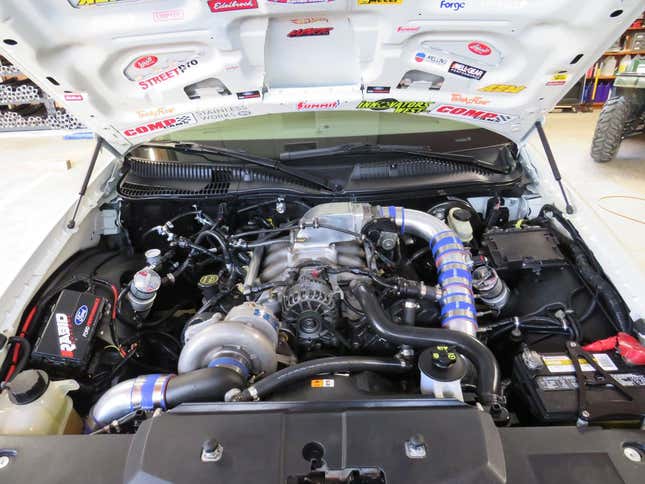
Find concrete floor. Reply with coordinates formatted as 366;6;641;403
0;113;643;296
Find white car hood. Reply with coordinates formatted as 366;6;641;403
0;0;641;154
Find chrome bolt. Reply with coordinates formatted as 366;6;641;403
623;446;643;463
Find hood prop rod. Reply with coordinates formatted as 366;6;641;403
535;121;574;214
67;136;104;229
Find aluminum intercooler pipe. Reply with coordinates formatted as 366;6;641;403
374;205;477;336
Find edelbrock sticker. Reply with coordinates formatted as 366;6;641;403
479;84;526;93
196;106;252;121
208;0;258;13
448;61;486;80
450;93;489;105
414;51;449;66
433;104;514;123
356;99;430;113
122;114;197;137
138;59;199;90
297;100;340;110
439;1;466;11
288;27;334;37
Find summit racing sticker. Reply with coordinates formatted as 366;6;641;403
138;59;199;90
433;104;514;124
356;99;430;113
288;27;333;37
208;0;258;12
448;61;486;80
297;100;340;110
122;114;197;137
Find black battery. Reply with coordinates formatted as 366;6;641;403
32;289;105;370
513;350;645;423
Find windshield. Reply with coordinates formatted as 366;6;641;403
152;110;513;158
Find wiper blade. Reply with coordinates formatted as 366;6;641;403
280;143;507;174
145;141;335;192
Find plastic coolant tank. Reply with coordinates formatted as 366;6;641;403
0;370;82;435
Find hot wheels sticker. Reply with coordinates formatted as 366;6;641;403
433;104;514;123
138;59;199;90
288;27;334;37
356;99;431;113
133;55;158;70
122;114;197;137
208;0;258;12
467;41;492;56
448;61;486;80
479;84;526;93
297;100;340;110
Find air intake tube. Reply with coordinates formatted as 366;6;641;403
87;366;244;431
376;206;477;336
352;282;500;404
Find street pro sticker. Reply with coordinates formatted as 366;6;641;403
137;59;199;90
356;99;430;113
432;105;515;123
122;114;197;137
448;61;486;80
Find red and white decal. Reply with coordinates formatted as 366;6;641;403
133;55;158;70
396;25;419;32
208;0;258;13
433;104;514;124
153;9;185;22
297;100;340;110
138;59;199;90
467;41;492;56
288;27;334;37
450;93;490;105
122;114;197;137
64;93;85;102
55;313;76;358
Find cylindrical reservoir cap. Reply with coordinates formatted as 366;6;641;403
7;369;50;405
418;346;467;382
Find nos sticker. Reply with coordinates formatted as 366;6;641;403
74;305;88;325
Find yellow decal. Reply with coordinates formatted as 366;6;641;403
358;0;403;4
311;379;335;388
479;84;526;94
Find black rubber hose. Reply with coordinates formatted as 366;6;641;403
352;282;500;404
569;244;631;333
235;356;411;402
165;366;245;407
194;229;231;264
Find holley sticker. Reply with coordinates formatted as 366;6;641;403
433;104;514;123
122;114;197;137
208;0;258;12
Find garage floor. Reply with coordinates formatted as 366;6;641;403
0;112;643;296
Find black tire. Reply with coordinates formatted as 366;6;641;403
590;96;630;163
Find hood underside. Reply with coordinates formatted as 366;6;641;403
0;0;641;153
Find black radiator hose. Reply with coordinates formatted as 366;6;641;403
352;282;501;404
165;367;245;407
234;356;412;402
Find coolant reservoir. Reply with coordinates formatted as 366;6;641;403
0;370;82;435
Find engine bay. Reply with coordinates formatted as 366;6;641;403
2;186;644;436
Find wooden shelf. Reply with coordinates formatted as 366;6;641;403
603;50;645;56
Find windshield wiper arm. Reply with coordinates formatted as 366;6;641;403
146;141;335;192
280;143;508;174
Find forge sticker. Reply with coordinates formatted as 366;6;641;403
366;86;390;94
358;0;403;4
122;114;197;137
432;104;515;123
208;0;258;13
479;84;526;93
237;90;261;99
448;61;486;80
414;51;449;66
546;72;569;86
137;59;199;90
450;93;490;105
297;100;341;110
356;99;431;113
288;27;334;37
440;0;466;11
195;105;252;121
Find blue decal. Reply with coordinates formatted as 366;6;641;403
414;52;426;62
440;0;466;11
74;305;89;325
